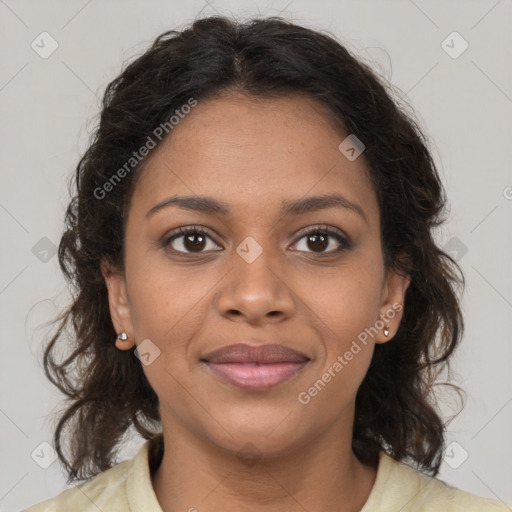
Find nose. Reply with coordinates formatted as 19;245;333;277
215;242;296;325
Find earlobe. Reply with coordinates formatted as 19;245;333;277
115;331;134;351
376;267;411;344
101;259;135;350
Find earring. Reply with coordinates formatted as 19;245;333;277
117;331;128;342
383;326;390;337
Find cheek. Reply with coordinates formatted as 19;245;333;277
298;259;383;342
124;261;208;402
123;245;190;341
296;269;379;413
293;260;383;400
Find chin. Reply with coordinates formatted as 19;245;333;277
206;417;308;459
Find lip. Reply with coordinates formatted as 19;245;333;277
204;361;309;391
202;343;309;364
201;343;310;391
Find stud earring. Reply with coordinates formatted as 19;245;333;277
117;331;128;342
383;326;390;337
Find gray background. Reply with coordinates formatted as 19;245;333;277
1;0;511;510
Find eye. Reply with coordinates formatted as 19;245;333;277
291;225;351;255
161;224;351;256
162;226;221;254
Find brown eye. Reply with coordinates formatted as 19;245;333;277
163;227;221;254
292;226;351;255
306;233;329;252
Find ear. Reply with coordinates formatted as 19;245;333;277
101;258;135;350
375;264;411;344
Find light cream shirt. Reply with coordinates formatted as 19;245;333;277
24;438;510;511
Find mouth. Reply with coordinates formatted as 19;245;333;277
200;343;310;391
202;361;309;391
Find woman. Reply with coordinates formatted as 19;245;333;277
25;15;509;512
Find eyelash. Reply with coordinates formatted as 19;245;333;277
161;224;351;257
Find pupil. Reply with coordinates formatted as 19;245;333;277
185;234;205;251
308;234;327;252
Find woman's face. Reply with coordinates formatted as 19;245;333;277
103;92;409;458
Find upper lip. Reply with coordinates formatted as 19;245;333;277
201;343;310;364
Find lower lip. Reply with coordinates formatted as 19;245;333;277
204;361;309;391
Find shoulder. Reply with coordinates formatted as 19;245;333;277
23;459;132;512
362;450;511;512
23;438;162;512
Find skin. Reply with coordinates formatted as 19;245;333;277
102;92;410;512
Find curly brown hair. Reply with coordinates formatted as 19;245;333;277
43;15;465;484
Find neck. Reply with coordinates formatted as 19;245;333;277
151;413;378;512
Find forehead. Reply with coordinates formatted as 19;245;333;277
131;93;378;226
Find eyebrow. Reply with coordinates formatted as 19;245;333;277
146;193;368;224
